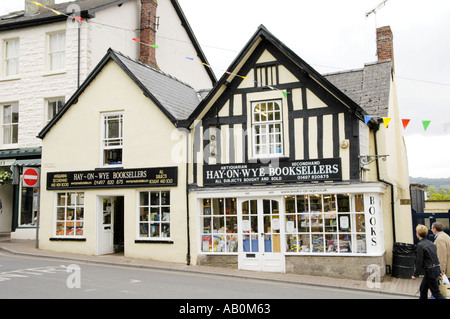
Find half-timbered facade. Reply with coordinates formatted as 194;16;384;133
187;25;411;279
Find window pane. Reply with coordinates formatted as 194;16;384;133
139;191;171;240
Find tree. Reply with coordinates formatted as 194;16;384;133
427;187;450;200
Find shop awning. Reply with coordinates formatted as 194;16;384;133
11;159;41;167
10;159;41;185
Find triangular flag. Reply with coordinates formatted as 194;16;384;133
383;117;391;128
364;115;372;125
422;120;431;131
401;119;410;130
282;91;287;99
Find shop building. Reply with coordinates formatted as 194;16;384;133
0;0;214;238
186;25;412;280
37;24;412;280
37;49;199;261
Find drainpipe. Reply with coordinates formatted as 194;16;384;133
184;127;191;265
77;23;81;88
373;124;396;243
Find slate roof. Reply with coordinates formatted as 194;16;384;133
38;49;201;138
114;50;202;121
0;0;132;29
323;60;393;118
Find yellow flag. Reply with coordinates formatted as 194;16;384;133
383;117;391;128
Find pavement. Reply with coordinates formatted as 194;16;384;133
0;234;422;298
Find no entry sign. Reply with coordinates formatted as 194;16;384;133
23;167;40;187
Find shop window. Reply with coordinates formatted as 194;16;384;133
285;194;367;254
139;191;171;239
55;192;84;237
201;198;238;253
18;187;38;227
101;112;123;166
252;100;283;158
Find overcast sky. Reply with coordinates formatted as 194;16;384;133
1;0;450;178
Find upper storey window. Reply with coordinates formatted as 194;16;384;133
101;112;123;166
252;100;283;158
48;32;66;71
3;39;19;77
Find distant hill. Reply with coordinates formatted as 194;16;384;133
410;177;450;190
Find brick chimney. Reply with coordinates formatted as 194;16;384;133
25;0;55;15
139;0;158;68
376;26;394;72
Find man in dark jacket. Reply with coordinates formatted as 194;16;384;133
412;224;446;299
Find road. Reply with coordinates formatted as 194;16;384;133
0;252;411;301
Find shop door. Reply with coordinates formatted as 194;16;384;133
97;197;115;255
238;198;285;272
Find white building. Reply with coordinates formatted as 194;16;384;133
0;0;214;238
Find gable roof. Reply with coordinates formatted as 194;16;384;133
38;48;201;139
187;25;392;127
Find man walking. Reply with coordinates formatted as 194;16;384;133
412;224;446;299
432;222;450;278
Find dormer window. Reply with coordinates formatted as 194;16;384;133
252;100;283;158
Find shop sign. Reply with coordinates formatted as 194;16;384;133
203;158;341;186
47;167;177;190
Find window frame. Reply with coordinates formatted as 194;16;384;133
200;197;238;254
55;192;85;238
0;102;19;147
138;190;171;241
47;31;66;72
3;38;20;77
285;193;367;255
101;111;124;167
46;97;65;123
251;99;284;159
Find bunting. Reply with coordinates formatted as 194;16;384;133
27;1;449;125
30;1;82;21
402;119;410;130
362;116;440;132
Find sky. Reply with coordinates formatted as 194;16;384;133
1;0;450;178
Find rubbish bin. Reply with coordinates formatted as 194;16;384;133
392;242;416;278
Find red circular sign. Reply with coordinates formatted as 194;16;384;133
23;168;39;187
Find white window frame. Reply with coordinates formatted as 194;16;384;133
47;31;66;72
251;100;284;158
101;111;124;167
137;190;171;241
45;97;65;123
3;38;19;77
284;193;368;256
0;102;19;147
55;192;85;238
199;197;238;254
